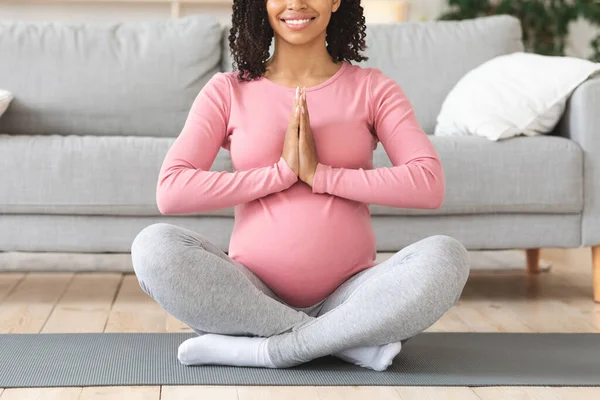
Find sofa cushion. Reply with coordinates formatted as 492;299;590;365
0;16;221;138
0;134;232;216
359;15;524;134
0;134;582;217
371;135;583;216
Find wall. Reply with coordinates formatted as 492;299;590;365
0;0;597;59
0;0;413;25
407;0;598;59
0;1;232;25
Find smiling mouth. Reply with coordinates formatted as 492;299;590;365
281;18;316;28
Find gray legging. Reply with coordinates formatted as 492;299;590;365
131;223;470;368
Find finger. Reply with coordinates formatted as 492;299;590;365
299;100;304;137
302;87;310;126
294;107;302;135
301;90;310;139
297;90;302;125
301;91;308;137
302;110;315;150
302;86;306;104
289;87;300;125
297;88;304;139
296;88;303;126
288;109;299;135
301;87;306;111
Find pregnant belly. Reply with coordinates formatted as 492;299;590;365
228;184;377;307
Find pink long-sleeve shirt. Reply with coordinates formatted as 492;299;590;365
157;62;444;307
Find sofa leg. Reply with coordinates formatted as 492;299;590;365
593;246;600;303
526;249;541;274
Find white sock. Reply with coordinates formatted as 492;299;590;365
177;333;276;368
334;342;403;371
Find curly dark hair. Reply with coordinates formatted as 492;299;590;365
228;0;368;81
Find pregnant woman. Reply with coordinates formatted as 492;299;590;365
131;0;470;371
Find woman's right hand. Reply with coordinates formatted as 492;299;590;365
282;87;302;176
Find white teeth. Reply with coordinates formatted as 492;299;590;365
285;19;311;25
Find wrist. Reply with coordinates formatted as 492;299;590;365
278;157;299;185
311;163;327;193
307;172;315;187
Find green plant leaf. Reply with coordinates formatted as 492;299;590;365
438;0;600;60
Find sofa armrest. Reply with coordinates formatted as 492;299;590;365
557;76;600;246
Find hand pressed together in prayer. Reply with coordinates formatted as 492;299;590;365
281;87;318;187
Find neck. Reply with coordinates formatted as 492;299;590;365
266;34;337;79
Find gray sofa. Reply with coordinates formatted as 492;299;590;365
1;15;598;300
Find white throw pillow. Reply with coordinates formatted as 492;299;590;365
0;89;13;118
434;52;600;141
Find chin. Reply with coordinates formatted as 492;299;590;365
280;35;318;46
276;29;324;46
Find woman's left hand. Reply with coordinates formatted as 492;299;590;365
299;88;318;187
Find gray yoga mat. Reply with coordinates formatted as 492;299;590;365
1;332;599;388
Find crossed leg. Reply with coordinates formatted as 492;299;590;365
267;234;470;367
131;223;469;370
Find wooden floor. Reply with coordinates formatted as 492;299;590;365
0;248;598;399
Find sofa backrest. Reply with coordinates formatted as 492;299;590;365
0;15;222;137
222;15;524;135
359;15;524;134
0;15;522;138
